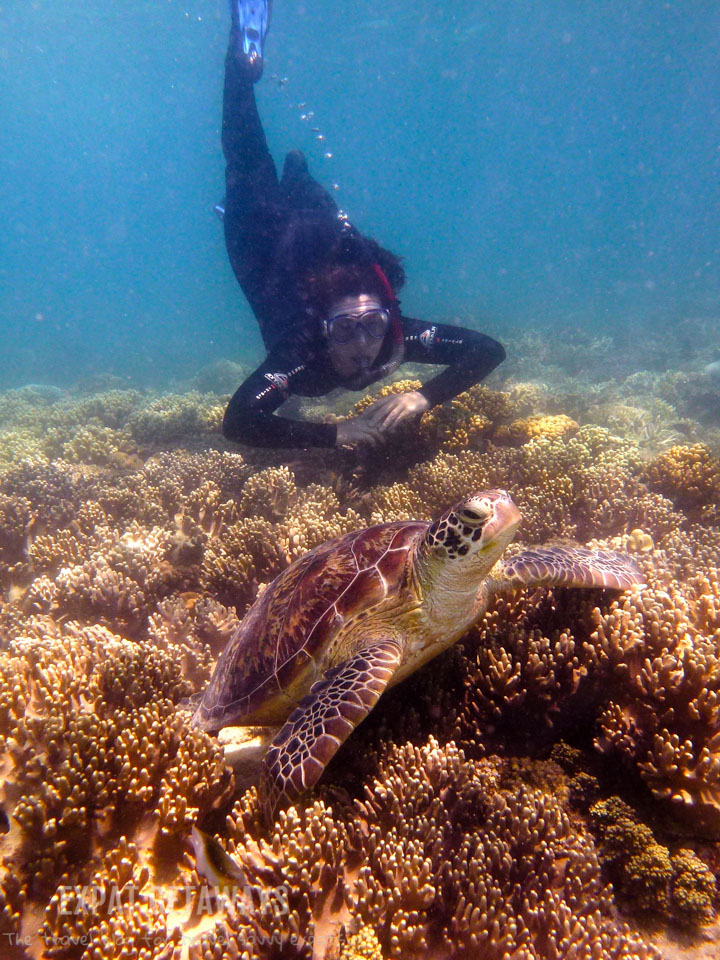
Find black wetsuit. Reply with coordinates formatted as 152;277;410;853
221;53;506;449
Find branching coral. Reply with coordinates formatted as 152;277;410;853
127;392;221;445
351;740;658;959
40;837;182;959
183;742;660;960
590;570;720;826
0;493;34;588
352;383;514;456
0;619;233;927
202;480;364;612
0;376;718;958
52;524;187;636
367;425;650;543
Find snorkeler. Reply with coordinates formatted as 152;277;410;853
220;0;506;449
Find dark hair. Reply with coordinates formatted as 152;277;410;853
300;235;405;319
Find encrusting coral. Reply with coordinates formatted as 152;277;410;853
590;796;716;926
0;374;718;957
643;442;720;519
494;412;579;445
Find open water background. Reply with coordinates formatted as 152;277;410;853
1;0;718;388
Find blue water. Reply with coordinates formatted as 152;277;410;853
1;1;719;388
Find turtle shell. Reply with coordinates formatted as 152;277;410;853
194;520;426;732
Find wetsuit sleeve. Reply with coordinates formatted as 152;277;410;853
222;355;338;449
402;317;506;407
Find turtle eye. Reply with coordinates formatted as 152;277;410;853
459;500;491;525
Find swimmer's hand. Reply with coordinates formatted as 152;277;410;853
335;412;383;449
363;391;431;432
335;392;430;449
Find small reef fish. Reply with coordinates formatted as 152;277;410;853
179;591;202;612
190;826;246;891
704;360;720;380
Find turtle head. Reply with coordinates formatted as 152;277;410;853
422;490;521;574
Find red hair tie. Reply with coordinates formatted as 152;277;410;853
372;263;404;345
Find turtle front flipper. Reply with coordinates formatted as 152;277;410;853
496;545;644;591
260;638;402;821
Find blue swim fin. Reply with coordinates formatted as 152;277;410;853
230;0;272;78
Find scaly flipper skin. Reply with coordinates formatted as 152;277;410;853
260;638;402;821
497;545;644;590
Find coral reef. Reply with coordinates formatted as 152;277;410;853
0;359;718;958
185;744;660;960
590;797;716;926
643;443;720;519
495;412;579;445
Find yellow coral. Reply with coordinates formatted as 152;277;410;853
341;925;384;959
590;797;717;926
644;443;720;512
495;413;579;445
352;380;423;416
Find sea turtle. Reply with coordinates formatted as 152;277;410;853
192;489;642;820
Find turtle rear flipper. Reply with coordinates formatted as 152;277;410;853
496;545;644;591
179;691;203;712
260;638;402;821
